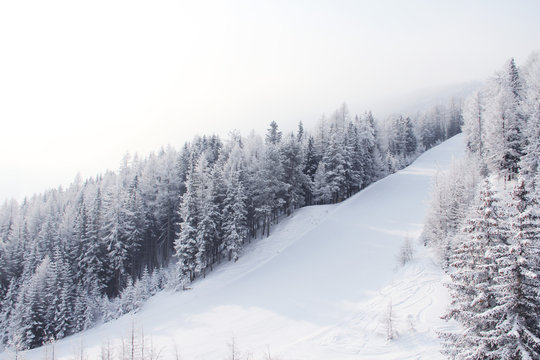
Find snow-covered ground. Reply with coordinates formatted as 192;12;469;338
21;134;464;360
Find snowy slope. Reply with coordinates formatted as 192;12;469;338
21;134;464;360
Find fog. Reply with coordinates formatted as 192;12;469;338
1;0;539;201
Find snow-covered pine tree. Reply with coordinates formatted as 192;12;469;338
484;58;525;180
12;256;50;348
322;127;347;203
312;161;332;204
442;180;508;359
519;52;540;185
447;97;464;139
403;116;418;156
80;187;108;295
343;121;362;197
280;133;308;214
386;115;418;170
265;120;282;145
222;171;248;262
462;91;485;158
255;122;287;235
154;148;183;265
302;135;319;205
357;112;380;187
123;174;145;278
103;182;131;296
174;159;201;284
485;178;540;359
195;158;219;277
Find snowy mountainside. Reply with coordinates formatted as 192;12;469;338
21;134;465;360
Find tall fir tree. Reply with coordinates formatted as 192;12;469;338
486;179;540;359
442;181;508;359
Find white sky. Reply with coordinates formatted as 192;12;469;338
1;0;539;202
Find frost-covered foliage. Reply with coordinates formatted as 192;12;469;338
0;100;460;350
422;159;480;268
423;53;540;359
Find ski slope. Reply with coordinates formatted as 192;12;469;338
22;134;464;360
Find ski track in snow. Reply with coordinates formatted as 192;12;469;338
18;134;464;360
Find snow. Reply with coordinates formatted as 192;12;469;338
20;134;464;360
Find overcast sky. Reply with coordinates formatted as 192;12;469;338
1;0;539;202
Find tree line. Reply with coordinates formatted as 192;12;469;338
422;53;540;359
0;98;462;350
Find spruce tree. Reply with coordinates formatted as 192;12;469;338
442;180;507;359
487;179;540;359
222;172;248;262
174;165;200;283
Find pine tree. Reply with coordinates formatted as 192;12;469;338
312;161;332;204
103;183;131;296
519;52;540;184
80;187;108;295
154;148;183;265
403;116;418;156
302;136;319;205
442;181;508;359
265;121;282;145
484;58;525;179
124;174;145;277
255;136;287;235
174;163;200;283
357;112;380;187
296;121;305;144
462;91;485;157
322;129;347;203
196;193;219;276
486;179;540;359
222;172;248;262
343;121;362;196
280;133;308;214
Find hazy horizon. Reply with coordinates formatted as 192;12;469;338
1;0;539;202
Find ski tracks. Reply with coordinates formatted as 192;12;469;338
314;244;449;359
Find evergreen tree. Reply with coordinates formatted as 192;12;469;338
222;172;248;262
519;52;540;184
195;175;219;276
322;129;347;203
484;58;525;179
103;183;131;295
280;133;308;214
265;120;282;145
442;181;508;359
343;121;362;196
312;161;332;204
302;136;319;205
296;121;305;143
403;116;418;155
174;163;200;283
256;136;286;235
486;179;540;359
462;91;486;165
357;112;379;187
124;174;145;277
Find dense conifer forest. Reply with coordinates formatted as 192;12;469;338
422;54;540;358
0;98;462;349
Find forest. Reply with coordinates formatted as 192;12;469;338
0;93;462;350
422;54;540;358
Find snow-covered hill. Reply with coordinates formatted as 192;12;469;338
21;134;465;360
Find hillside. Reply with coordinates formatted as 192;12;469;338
20;134;465;360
